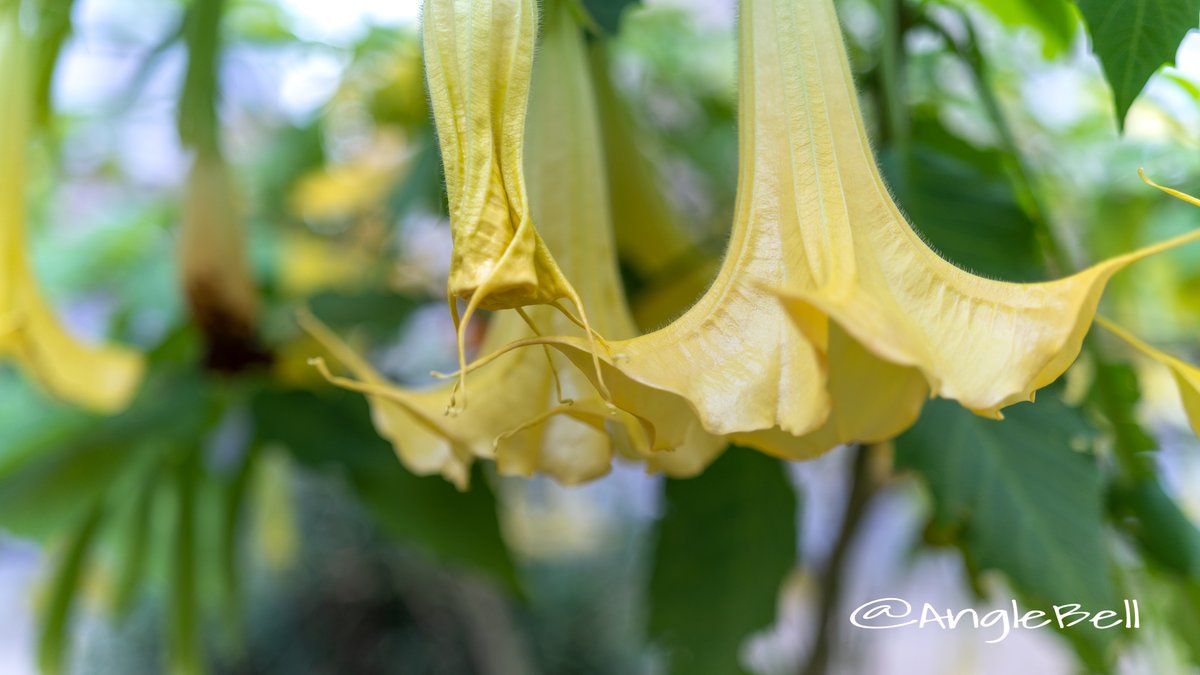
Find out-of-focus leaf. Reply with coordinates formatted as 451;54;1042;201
251;388;520;594
648;447;797;675
306;289;424;340
218;442;258;649
110;461;162;618
0;371;210;538
386;134;446;216
937;0;1076;57
895;396;1117;664
32;0;74;127
580;0;640;34
883;118;1044;282
1111;477;1200;577
1165;580;1200;664
1087;357;1158;461
1089;351;1200;581
1076;0;1199;125
37;502;105;675
170;447;203;675
226;0;298;44
259;121;326;221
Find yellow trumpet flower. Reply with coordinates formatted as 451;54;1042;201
422;0;608;414
305;0;725;485
763;0;1200;423
0;6;142;413
471;0;1200;459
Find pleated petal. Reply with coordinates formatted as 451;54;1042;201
759;0;1200;419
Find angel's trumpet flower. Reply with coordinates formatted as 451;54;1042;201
422;0;608;413
304;0;724;486
763;0;1200;422
476;0;1200;458
0;7;142;412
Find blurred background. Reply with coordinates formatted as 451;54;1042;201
3;0;1200;673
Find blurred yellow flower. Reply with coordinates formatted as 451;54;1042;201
179;149;265;370
277;233;373;297
288;131;409;226
0;7;142;412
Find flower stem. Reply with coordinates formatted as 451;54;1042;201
800;444;886;675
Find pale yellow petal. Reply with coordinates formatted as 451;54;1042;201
0;8;143;413
758;0;1200;419
1095;316;1200;438
422;0;610;411
4;288;144;413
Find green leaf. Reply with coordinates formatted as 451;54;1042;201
37;502;106;675
882;118;1044;282
941;0;1077;57
579;0;640;35
895;396;1118;662
1076;0;1200;125
1086;357;1158;463
1110;477;1200;577
1163;579;1200;664
32;0;75;128
306;288;424;343
0;371;210;538
217;442;258;651
648;447;797;675
251;388;520;594
110;461;163;618
169;448;203;675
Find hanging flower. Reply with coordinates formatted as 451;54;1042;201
179;149;268;371
0;6;143;413
305;0;725;486
472;0;1200;460
422;0;610;414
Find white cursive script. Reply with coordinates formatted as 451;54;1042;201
849;598;1141;644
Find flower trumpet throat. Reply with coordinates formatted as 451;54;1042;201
422;0;609;413
0;6;143;412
